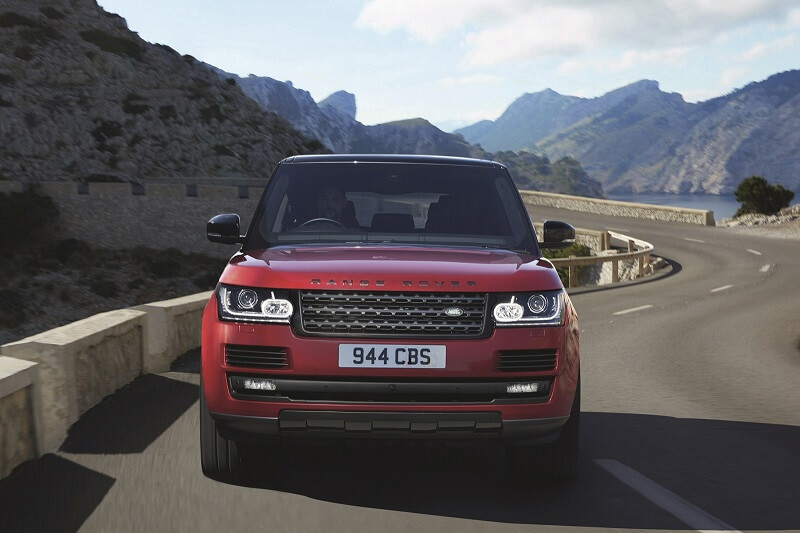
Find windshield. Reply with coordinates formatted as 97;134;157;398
245;161;538;254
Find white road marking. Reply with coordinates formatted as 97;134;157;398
759;264;771;273
710;284;733;293
607;227;629;232
596;459;739;533
746;249;762;256
613;304;654;315
683;237;705;243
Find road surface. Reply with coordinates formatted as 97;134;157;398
2;207;799;532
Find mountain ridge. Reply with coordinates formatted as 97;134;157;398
456;72;800;194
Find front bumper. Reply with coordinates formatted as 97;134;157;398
212;410;570;445
202;293;580;439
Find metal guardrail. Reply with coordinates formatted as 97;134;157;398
546;229;655;288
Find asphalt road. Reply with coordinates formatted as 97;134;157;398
2;207;799;533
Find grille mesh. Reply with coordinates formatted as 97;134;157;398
225;345;288;368
299;291;487;337
496;350;557;371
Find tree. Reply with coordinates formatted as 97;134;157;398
734;176;795;217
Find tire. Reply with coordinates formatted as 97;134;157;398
508;378;580;483
200;378;248;483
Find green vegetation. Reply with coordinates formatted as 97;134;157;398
734;176;795;216
0;188;58;252
541;243;592;286
0;12;39;27
39;7;66;20
79;29;142;61
122;93;149;115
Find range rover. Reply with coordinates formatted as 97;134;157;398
201;154;580;483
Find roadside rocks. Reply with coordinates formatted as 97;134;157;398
719;203;800;227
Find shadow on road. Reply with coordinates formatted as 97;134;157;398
0;454;115;533
241;412;799;530
61;374;198;454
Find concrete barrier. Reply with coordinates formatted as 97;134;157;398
0;357;41;477
0;291;212;475
134;291;212;373
521;190;715;226
0;309;147;453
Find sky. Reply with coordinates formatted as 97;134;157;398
98;0;800;131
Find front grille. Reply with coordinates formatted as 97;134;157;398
497;350;557;372
298;291;488;338
225;345;288;369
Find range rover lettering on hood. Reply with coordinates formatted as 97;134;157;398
310;279;478;288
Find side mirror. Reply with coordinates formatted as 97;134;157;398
207;214;244;244
541;220;575;249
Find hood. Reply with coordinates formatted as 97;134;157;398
219;245;562;292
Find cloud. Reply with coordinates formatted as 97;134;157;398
437;73;498;87
720;67;748;87
740;34;797;61
557;46;691;75
356;0;796;67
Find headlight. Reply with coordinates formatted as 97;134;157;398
493;290;565;326
218;284;293;323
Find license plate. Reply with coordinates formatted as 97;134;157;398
338;344;446;368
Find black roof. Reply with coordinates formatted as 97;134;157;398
284;154;503;168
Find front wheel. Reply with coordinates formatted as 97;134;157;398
200;379;251;483
508;379;580;483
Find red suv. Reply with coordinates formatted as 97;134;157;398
200;155;580;482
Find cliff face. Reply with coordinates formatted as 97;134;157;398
227;73;358;153
215;76;605;197
0;0;322;183
457;73;800;194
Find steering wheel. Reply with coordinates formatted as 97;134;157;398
298;217;346;229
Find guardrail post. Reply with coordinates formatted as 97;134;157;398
602;231;610;251
568;259;578;288
637;255;645;278
627;239;635;252
612;259;619;283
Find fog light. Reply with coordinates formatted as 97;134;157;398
243;378;276;391
507;382;542;394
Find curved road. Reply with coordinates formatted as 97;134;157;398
2;207;799;532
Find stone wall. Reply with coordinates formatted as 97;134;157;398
0;291;211;477
134;291;212;373
0;357;40;478
37;181;257;257
0;310;147;453
521;190;715;226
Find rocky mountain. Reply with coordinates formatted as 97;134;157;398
214;68;358;153
213;73;604;197
0;0;323;184
456;73;800;194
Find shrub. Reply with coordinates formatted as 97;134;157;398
89;278;118;298
0;12;39;27
79;29;142;61
159;105;177;120
542;243;592;287
225;77;237;87
14;46;34;60
56;238;91;262
0;188;59;251
0;288;26;326
146;258;182;278
0;72;14;85
734;176;795;216
39;7;66;20
122;92;149;114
